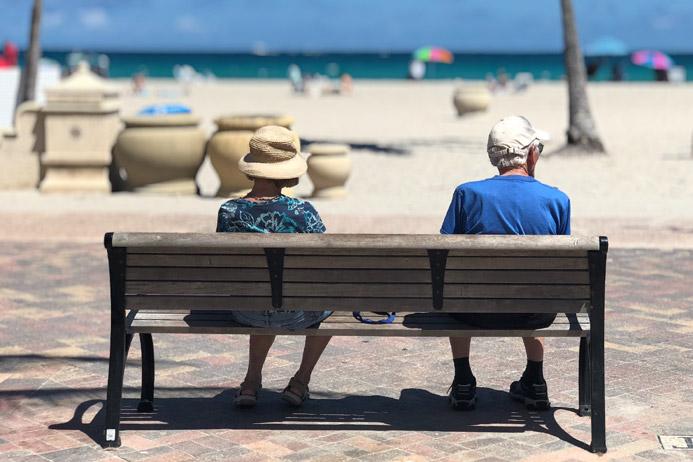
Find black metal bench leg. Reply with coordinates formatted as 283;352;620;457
588;243;608;454
578;335;591;417
137;333;155;412
104;314;126;448
590;325;606;453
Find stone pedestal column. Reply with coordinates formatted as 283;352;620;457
39;62;120;193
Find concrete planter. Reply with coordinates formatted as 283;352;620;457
453;86;491;116
113;114;206;194
208;114;294;197
307;143;351;198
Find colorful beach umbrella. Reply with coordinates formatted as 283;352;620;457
413;47;454;64
630;50;674;70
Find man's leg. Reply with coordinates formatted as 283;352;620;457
522;336;544;361
448;337;476;410
510;336;550;410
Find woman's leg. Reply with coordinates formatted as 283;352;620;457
292;336;331;386
240;335;276;394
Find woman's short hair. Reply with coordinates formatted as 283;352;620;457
247;176;299;189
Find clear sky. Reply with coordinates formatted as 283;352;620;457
1;0;692;53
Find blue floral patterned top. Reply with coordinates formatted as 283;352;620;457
216;195;330;329
216;195;326;234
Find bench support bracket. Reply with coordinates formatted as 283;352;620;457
427;250;448;310
265;248;286;309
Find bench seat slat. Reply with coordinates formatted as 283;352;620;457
131;310;588;323
127;310;590;337
113;233;600;251
125;281;591;299
127;247;588;258
127;254;588;270
126;267;590;285
125;295;590;313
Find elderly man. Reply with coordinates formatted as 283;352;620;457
441;116;570;411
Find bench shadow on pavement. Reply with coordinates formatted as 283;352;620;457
50;387;590;451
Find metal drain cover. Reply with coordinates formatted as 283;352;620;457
658;435;693;450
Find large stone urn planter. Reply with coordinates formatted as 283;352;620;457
113;114;206;194
208;114;294;197
306;143;351;198
453;85;491;116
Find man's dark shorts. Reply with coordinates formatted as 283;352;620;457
449;313;557;329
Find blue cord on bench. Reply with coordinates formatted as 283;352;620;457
352;312;396;324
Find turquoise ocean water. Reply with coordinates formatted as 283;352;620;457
42;50;693;81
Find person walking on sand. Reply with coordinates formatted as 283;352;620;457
441;116;570;411
216;125;332;408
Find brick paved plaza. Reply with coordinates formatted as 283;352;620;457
1;239;692;461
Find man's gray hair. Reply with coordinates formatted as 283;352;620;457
487;144;531;169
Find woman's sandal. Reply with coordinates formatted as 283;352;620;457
281;377;309;407
234;379;262;408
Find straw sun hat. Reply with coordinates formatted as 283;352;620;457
238;125;307;180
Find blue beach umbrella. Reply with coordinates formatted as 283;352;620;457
584;37;628;57
138;104;192;115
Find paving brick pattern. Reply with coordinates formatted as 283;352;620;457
0;242;691;461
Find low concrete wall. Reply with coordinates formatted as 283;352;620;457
0;101;43;190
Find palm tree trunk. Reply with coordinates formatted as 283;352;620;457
16;0;42;106
561;0;605;152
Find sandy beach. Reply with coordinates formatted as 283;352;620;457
2;80;692;248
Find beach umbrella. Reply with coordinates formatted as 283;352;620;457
138;103;192;115
413;47;454;64
584;36;628;57
630;50;674;70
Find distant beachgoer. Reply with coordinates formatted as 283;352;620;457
485;73;498;92
408;60;425;80
655;69;669;82
441;116;570;411
611;62;624;81
288;63;304;93
0;41;18;68
340;73;353;95
496;67;509;90
586;59;601;79
131;73;146;95
216;125;332;408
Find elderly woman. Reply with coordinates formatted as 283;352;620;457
216;125;331;407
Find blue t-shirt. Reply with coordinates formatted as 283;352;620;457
440;175;570;235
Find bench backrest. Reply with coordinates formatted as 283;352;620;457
105;233;607;315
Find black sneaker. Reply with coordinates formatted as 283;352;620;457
448;379;476;410
509;378;551;410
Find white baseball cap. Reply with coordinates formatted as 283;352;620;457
487;116;550;160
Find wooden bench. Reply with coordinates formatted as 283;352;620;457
103;232;608;453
